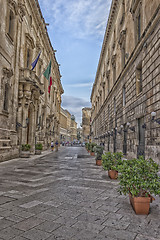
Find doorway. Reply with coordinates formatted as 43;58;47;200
137;117;145;158
123;124;127;155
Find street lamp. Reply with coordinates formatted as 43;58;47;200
151;112;160;124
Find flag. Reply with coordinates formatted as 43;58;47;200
43;60;51;80
48;85;51;94
31;52;41;70
48;76;53;94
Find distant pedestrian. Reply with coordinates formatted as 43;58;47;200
55;140;58;152
51;141;54;151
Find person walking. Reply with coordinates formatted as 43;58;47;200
51;141;54;151
55;140;58;152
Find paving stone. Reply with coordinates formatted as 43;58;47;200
20;200;42;209
54;216;78;227
102;217;130;230
12;237;28;240
0;226;24;239
13;217;45;231
50;225;79;238
135;234;160;240
36;212;60;221
101;226;137;240
6;215;24;223
0;196;16;205
0;218;14;230
35;220;62;233
21;228;51;240
0;147;159;240
72;220;105;233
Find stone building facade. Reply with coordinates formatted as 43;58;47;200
59;107;71;142
70;115;77;142
91;0;160;164
0;0;63;161
82;107;91;142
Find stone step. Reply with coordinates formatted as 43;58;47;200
0;139;11;148
0;146;12;150
0;139;10;142
0;146;12;157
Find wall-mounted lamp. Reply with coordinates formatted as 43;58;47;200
118;125;124;134
129;126;135;132
142;123;146;129
125;53;129;59
126;122;135;132
151;112;160;124
127;122;130;127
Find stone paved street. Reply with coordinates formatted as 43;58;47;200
0;147;160;240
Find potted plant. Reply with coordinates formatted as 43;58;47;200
20;144;31;158
85;142;89;152
87;143;91;153
102;152;123;179
90;143;97;156
95;145;104;166
118;156;160;215
35;143;43;155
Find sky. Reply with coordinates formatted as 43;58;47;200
38;0;112;126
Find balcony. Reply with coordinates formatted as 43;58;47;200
19;68;44;95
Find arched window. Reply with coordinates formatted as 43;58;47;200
3;84;9;111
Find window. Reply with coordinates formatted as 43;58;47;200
103;110;105;123
26;49;31;68
136;63;142;95
112;55;116;83
113;29;116;49
119;30;126;69
36;106;39;126
3;84;9;111
114;97;116;114
108;105;110;122
123;86;126;106
131;1;142;45
8;9;15;40
122;44;125;67
113;64;116;83
25;34;34;69
103;84;105;102
38;62;42;76
137;11;141;41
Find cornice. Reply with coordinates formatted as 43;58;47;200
91;0;119;101
26;0;63;94
92;5;160;120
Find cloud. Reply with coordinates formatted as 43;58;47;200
66;82;93;88
39;0;112;39
61;95;91;126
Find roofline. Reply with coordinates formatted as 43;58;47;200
90;0;118;101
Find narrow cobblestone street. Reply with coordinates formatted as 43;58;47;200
0;147;160;240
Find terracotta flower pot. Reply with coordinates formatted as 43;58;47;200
90;152;95;156
129;193;155;215
108;170;118;179
96;159;102;166
35;149;41;155
20;151;30;158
